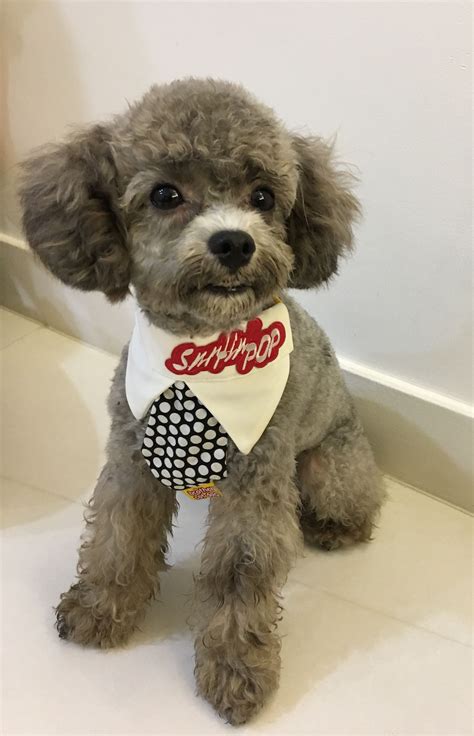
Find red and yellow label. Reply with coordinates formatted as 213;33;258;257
182;483;223;501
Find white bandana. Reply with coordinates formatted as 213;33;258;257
125;302;293;455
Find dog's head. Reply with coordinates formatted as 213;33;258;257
20;78;359;334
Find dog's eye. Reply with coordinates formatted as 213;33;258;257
150;184;184;210
250;187;275;212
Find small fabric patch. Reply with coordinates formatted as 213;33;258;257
141;381;228;492
183;484;223;501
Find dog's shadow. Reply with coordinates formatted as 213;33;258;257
131;561;198;645
256;572;394;727
130;500;208;645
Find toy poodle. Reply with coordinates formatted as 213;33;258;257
19;78;384;725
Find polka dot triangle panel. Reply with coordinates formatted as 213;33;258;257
141;381;228;491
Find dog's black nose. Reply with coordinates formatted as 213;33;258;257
208;230;255;272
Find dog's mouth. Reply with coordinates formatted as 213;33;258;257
203;283;253;296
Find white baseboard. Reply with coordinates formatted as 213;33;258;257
0;233;134;354
2;233;472;512
340;362;472;513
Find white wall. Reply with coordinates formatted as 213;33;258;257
1;0;472;404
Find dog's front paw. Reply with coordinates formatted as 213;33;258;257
55;582;135;649
194;645;279;725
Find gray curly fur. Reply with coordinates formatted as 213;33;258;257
19;78;385;725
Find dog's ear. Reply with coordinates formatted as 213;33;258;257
286;136;360;289
19;124;130;302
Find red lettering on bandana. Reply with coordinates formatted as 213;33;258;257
165;319;286;376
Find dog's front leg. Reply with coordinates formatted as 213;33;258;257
55;459;177;648
193;439;302;725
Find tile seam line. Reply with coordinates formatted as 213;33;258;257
0;324;44;352
0;304;43;328
31;323;120;361
1;474;88;510
1;316;119;363
289;577;473;650
384;475;474;517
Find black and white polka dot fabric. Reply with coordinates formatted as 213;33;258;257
141;381;229;491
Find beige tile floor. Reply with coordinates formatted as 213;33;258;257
1;306;472;735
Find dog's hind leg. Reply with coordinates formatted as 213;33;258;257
297;409;385;551
55;459;177;648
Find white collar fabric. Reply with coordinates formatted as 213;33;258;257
125;302;293;454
